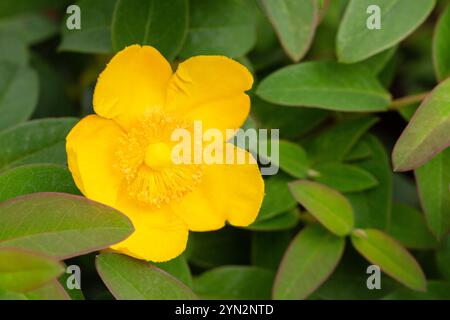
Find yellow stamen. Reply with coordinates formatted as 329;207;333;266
115;110;202;207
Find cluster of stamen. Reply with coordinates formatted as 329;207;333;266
115;110;203;207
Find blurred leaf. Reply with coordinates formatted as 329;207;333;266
188;228;251;268
0;13;57;45
315;249;398;300
253;2;278;53
356;47;397;75
306;116;378;163
193;266;274;299
387;203;438;249
251;231;293;271
256;174;297;222
0;63;38;131
0;118;78;171
289;180;354;236
348;134;392;230
274;140;309;179
259;0;319;61
393;74;450;172
0;280;69;300
96;253;196;300
248;208;299;231
0;31;28;65
251;96;328;139
0;164;79;202
112;0;187;60
154;255;192;288
384;281;450;299
344;140;372;162
0;248;63;292
436;235;450;280
0;0;62;18
351;229;426;291
59;0;116;54
0;193;134;259
337;0;435;63
415;148;450;239
433;4;450;81
180;0;256;58
313;162;378;192
257;61;391;112
392;173;420;208
378;48;398;87
31;54;74;118
273;225;345;299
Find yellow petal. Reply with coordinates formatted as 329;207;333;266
167;56;253;133
171;188;225;232
66;115;124;206
93;45;172;129
173;144;264;229
111;191;189;262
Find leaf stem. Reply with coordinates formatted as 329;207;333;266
389;92;430;110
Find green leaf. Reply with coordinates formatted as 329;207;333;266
313;162;378;192
0;164;79;202
0;280;69;300
0;30;28;65
258;0;319;61
0;0;62;18
257;61;391;112
59;0;116;54
248;208;299;231
274;140;309;179
351;229;426;291
289;181;354;236
0;118;78;171
436;236;450;280
393;79;450;171
193;266;274;299
337;0;435;63
96;253;196;300
0;63;38;131
251;231;293;271
154;255;192;287
180;0;256;58
251;96;329;139
433;4;450;81
31;55;74;119
306;116;378;163
273;225;345;299
256;174;297;222
348;134;392;230
387;203;438;249
0;248;63;292
112;0;188;60
356;47;397;75
385;281;450;300
0;13;57;45
314;253;398;300
344;140;373;162
415;148;450;239
0;192;134;259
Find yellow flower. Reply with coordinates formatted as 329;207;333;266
66;45;264;262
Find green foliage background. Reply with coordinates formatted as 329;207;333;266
0;0;450;300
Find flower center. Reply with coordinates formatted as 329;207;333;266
115;110;202;207
144;142;173;169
